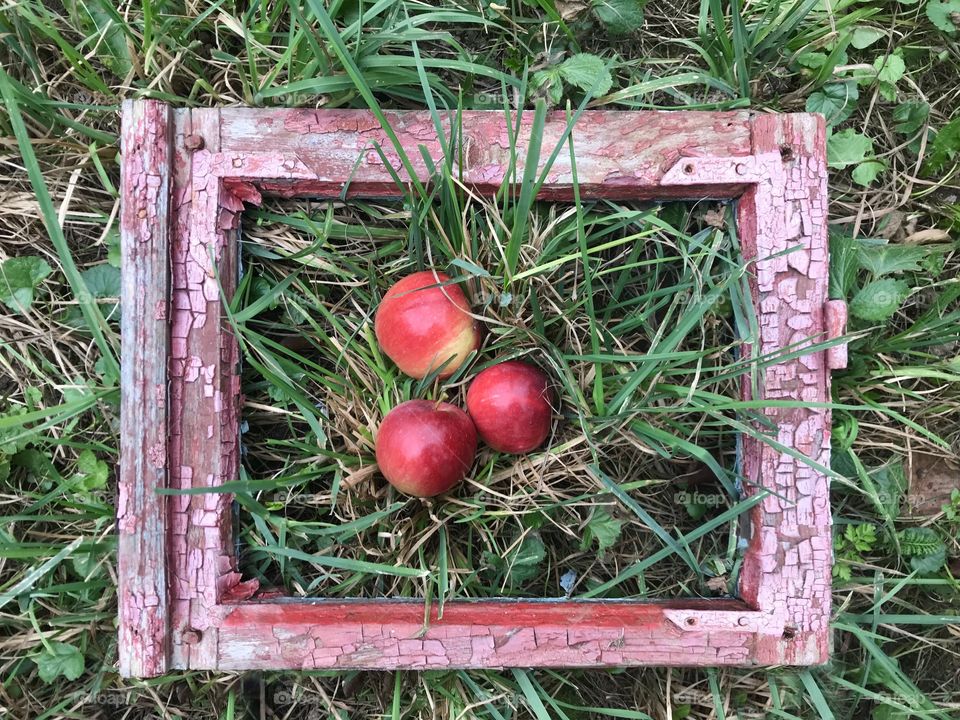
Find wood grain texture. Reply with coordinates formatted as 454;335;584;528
119;103;839;674
214;109;754;199
118;99;172;678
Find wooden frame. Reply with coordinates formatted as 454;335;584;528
118;100;847;677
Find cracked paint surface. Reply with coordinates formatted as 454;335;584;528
120;104;839;675
118;100;172;678
660;117;835;664
215;601;761;670
167;108;258;673
215;109;754;199
737;115;833;664
744;115;833;666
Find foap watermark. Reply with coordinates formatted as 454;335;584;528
257;91;329;107
672;688;764;717
674;490;727;507
870;491;951;512
73;489;115;505
77;690;127;707
272;683;333;717
266;491;329;506
470;90;514;108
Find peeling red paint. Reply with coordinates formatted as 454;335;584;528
825;300;848;370
736;114;833;666
119;105;840;676
214;601;761;670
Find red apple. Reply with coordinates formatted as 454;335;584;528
374;271;481;379
466;360;554;454
375;400;478;497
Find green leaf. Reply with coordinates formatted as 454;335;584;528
67;0;133;76
80;264;121;298
0;408;37;455
833;561;852;581
873;705;910;720
844;524;878;553
851;26;885;49
591;0;646;36
558;54;613;96
926;0;960;34
849;278;910;321
580;508;625;553
865;651;901;687
74;449;108;491
531;69;562;105
249;275;281;313
924;116;960;174
36;642;84;683
448;257;491;279
874;54;905;85
877;81;897;103
858;243;943;277
852;160;886;186
827;129;874;169
897;526;945;555
530;68;555;91
895;526;947;575
870;461;905;519
832;448;858;479
806;81;858;126
798;44;847;80
14;448;61;482
796;51;828;70
893;101;929;134
910;546;946;574
0;256;53;314
505;532;546;583
829;230;860;299
71;550;97;578
106;229;122;268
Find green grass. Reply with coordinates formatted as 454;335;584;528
1;0;959;718
234;195;749;601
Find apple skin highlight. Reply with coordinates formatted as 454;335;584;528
466;360;554;454
375;400;478;497
374;271;481;379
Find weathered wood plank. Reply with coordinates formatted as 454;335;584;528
736;113;833;665
215;600;761;670
168;107;258;671
216;109;754;199
118;99;172;678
